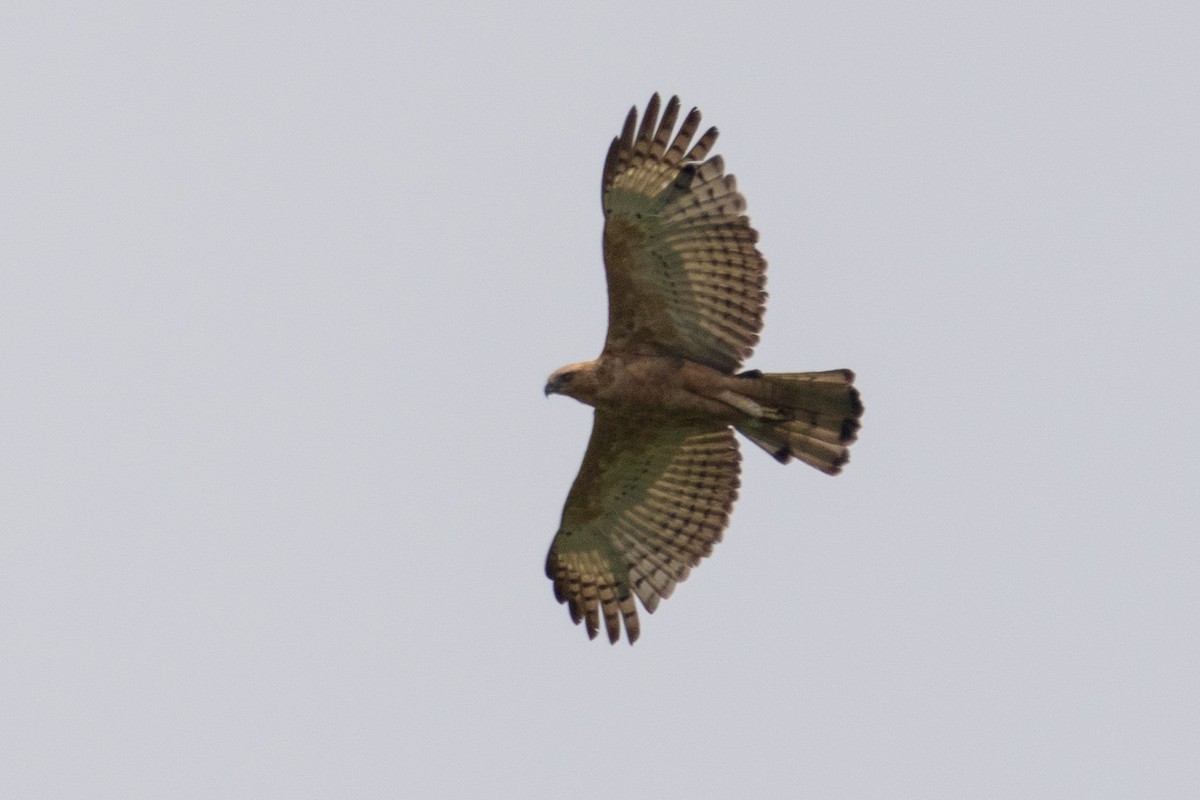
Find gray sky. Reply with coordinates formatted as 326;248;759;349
4;3;1198;797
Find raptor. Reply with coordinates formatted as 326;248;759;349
544;94;863;644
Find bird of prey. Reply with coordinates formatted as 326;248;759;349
544;94;862;644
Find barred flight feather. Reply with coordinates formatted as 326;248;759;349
546;417;740;644
600;93;767;372
665;108;704;164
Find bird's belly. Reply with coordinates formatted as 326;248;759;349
595;357;739;423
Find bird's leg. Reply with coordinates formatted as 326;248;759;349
713;390;791;421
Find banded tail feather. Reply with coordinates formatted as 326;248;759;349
733;369;863;474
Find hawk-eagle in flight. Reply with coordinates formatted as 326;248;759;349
544;94;863;644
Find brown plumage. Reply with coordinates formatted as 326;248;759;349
544;94;863;644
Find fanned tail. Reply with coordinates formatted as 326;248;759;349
733;369;863;475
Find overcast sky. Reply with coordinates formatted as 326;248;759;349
4;3;1198;797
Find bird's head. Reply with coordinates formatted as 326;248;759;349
544;361;600;405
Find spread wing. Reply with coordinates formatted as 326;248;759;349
600;93;768;373
545;412;741;644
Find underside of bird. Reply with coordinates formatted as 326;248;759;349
543;93;865;645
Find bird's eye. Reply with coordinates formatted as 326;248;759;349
561;372;575;383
